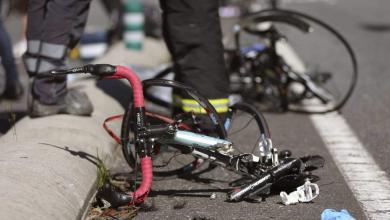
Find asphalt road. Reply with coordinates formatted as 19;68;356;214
1;0;389;219
138;0;389;219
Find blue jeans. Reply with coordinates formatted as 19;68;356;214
0;16;19;84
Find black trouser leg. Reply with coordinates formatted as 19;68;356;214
69;0;91;48
160;0;230;114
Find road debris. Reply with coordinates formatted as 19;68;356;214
280;180;319;205
321;209;356;220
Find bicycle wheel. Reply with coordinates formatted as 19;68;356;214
121;79;227;178
238;9;358;113
143;65;174;109
225;102;271;157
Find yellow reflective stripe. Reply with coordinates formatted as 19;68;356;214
181;98;229;106
182;105;229;113
173;96;229;113
182;106;205;113
213;106;229;113
210;98;229;105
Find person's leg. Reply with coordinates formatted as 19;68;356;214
24;0;45;75
160;0;230;119
29;0;79;105
24;0;53;103
0;20;23;98
24;0;93;116
0;1;23;99
0;22;18;82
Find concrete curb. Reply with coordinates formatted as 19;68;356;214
0;39;169;219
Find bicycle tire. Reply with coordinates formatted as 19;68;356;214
121;79;227;177
239;9;358;113
226;102;271;156
143;66;173;109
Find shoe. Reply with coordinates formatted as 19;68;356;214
2;80;24;100
30;89;93;117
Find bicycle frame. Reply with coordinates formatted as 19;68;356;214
42;64;324;207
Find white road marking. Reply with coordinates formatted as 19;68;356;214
311;113;390;219
278;41;390;219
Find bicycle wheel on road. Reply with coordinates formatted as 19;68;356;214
239;9;358;113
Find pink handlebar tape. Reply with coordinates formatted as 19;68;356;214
112;65;145;108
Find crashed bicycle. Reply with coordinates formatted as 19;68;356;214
40;64;324;208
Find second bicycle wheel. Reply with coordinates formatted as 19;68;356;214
238;9;358;113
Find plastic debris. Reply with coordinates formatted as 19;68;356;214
321;209;356;220
210;193;217;200
280;180;319;205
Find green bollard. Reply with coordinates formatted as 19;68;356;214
123;0;144;50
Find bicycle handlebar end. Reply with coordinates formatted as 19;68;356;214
84;64;117;77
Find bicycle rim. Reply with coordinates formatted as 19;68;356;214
226;102;271;156
241;9;358;113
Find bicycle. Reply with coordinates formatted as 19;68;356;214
40;64;324;208
148;0;358;114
